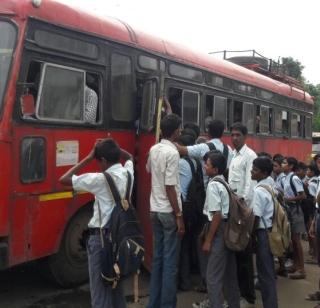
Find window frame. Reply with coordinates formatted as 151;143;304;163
181;89;200;126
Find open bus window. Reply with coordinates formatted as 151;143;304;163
23;61;100;124
182;90;199;126
205;95;229;131
242;102;254;133
275;110;289;134
233;101;243;123
291;113;302;137
168;87;182;116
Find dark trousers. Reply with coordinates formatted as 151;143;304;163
256;229;278;308
236;242;255;303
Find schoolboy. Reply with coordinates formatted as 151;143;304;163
201;151;240;308
282;157;307;279
146;114;185;308
272;154;286;195
251;157;278;308
59;138;133;308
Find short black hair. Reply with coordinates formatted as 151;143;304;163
95;138;121;164
160;114;181;138
313;154;320;161
206;150;227;174
307;162;320;176
273;153;284;165
181;128;197;139
184;122;200;138
253;157;273;176
207;120;225;138
296;161;307;171
231;122;248;136
286;157;298;171
178;133;196;146
257;151;272;159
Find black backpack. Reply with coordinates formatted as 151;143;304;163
206;142;229;161
183;157;205;212
100;171;144;288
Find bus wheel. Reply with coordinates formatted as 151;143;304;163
42;204;92;288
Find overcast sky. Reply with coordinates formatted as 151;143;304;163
58;0;319;85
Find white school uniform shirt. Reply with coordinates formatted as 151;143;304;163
146;139;182;213
275;172;286;194
72;160;134;228
316;175;320;208
252;176;275;229
283;172;304;199
203;175;229;220
308;176;318;197
228;144;257;206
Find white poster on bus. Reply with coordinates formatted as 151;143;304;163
56;140;79;166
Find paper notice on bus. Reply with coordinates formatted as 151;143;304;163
56;141;79;166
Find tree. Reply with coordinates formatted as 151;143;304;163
280;57;305;81
306;83;320;131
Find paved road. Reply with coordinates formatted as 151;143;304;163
1;261;319;308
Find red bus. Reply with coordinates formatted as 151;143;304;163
0;0;313;287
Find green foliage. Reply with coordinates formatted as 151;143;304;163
307;83;320;131
280;57;305;80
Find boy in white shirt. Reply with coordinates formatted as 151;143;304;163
59;138;133;308
251;157;278;308
198;151;240;308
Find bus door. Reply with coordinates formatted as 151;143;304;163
135;76;164;269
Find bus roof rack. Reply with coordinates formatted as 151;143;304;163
209;50;304;90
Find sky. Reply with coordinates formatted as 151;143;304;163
57;0;319;85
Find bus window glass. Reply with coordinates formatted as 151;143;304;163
257;89;274;101
138;55;158;71
182;90;199;125
169;64;203;82
260;105;270;134
168;87;182;117
305;116;312;138
291;113;301;137
214;96;227;127
36;64;85;122
21;137;46;183
0;21;16;110
233;101;243;123
140;80;157;131
234;82;255;96
111;53;135;122
243;102;254;133
205;95;214;128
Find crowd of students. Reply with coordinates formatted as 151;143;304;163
147;114;320;308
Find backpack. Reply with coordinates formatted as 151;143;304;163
206;142;229;161
99;171;144;288
259;185;291;257
182;157;205;212
213;177;255;251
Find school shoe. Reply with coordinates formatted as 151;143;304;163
288;270;306;279
192;299;210;308
240;297;255;308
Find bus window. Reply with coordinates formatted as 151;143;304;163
168;87;182;117
111;53;135;122
205;95;228;130
0;21;17;110
305;116;312;138
256;105;270;134
291;113;302;137
140;80;157;131
37;64;85;122
243;102;254;133
233;101;243;123
182;90;199;126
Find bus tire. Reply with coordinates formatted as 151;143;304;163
41;203;92;288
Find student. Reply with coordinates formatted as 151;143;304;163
282;157;307;279
146;114;185;308
296;161;307;181
272;154;285;195
251;157;278;308
59;138;133;308
195;151;240;308
228;122;257;307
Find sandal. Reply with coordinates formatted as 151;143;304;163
306;291;320;301
289;270;306;280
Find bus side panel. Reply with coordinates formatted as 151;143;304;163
0;142;11;236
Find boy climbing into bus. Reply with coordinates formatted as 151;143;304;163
59;139;133;308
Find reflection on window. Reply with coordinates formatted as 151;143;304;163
37;64;85;121
305;116;312;138
169;64;203;82
138;55;158;71
275;110;289;134
291;113;302;137
257;89;274;101
256;105;270;134
205;95;228;130
140;80;157;131
243;102;254;133
0;21;17;110
111;53;135;121
182;91;199;126
234;82;255;96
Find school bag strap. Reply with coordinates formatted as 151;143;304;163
206;142;229;161
257;184;276;220
289;174;298;197
103;170;132;211
182;156;196;177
